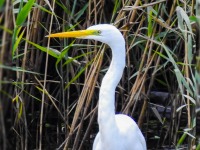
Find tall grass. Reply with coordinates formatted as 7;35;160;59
0;0;199;149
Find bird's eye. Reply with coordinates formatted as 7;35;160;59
97;30;101;34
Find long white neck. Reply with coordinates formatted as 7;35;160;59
98;42;125;136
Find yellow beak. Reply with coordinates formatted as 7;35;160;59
46;30;98;38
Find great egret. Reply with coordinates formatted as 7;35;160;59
47;24;146;150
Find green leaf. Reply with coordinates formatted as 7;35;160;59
55;43;74;78
18;101;23;120
176;6;192;35
74;2;88;22
34;3;54;15
63;51;93;67
0;25;12;34
187;34;193;64
0;64;41;75
16;0;35;26
111;0;121;22
154;50;169;61
189;16;197;22
176;132;187;148
197;143;200;150
174;69;193;96
13;83;41;102
12;27;25;57
0;0;5;8
64;57;94;90
55;0;70;15
147;6;153;37
25;39;62;59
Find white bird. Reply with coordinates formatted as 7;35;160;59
47;24;146;150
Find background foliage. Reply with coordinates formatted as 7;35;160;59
0;0;199;149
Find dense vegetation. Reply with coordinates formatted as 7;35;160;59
0;0;199;149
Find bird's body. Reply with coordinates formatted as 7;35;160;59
93;114;146;150
47;24;146;150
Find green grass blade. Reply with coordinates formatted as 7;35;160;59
71;0;77;18
25;39;61;58
12;95;23;121
55;0;70;15
55;43;74;78
111;0;121;22
13;83;42;102
176;132;187;148
147;6;153;37
174;68;193;96
74;2;88;22
197;143;200;150
16;0;35;26
12;27;25;57
176;6;192;35
0;0;5;8
34;3;55;16
64;58;94;90
0;64;41;75
63;51;93;67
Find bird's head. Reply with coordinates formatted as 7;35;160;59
46;24;125;48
